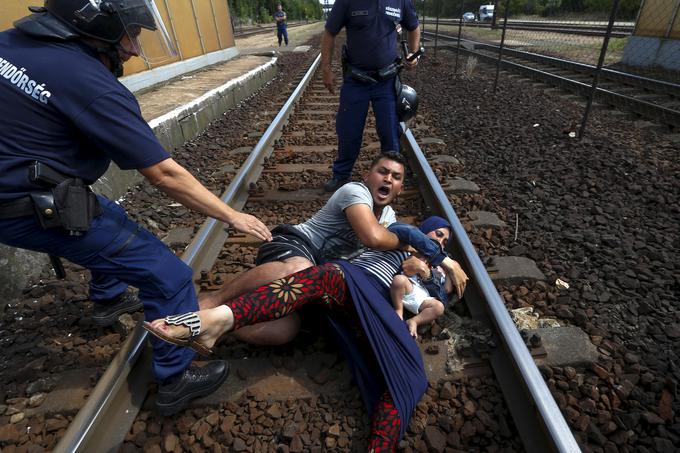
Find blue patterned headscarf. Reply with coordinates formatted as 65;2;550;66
418;215;452;235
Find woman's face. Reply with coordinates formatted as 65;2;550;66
427;227;450;249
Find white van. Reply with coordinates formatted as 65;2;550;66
479;4;495;21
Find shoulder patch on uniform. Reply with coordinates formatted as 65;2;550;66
385;6;401;18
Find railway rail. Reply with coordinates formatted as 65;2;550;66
422;18;634;38
52;52;580;452
424;30;680;130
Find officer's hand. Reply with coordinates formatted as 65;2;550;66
322;67;335;94
228;212;273;242
405;53;419;70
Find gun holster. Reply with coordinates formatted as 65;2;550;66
28;162;101;236
29;192;61;229
52;178;101;236
341;44;349;76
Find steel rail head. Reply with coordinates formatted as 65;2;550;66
56;53;322;453
53;324;151;453
183;52;321;268
399;124;581;453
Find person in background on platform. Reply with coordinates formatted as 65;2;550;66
0;0;272;416
390;216;454;338
274;3;288;47
320;0;421;192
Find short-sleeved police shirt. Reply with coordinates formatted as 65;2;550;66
325;0;419;71
0;29;170;202
274;11;287;28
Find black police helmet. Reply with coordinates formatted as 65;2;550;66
396;83;419;123
45;0;157;43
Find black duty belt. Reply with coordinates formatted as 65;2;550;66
0;196;35;219
345;62;400;84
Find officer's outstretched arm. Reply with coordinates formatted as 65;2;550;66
320;30;336;94
345;203;400;250
140;158;272;241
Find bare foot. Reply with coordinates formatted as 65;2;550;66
146;306;233;350
406;319;418;339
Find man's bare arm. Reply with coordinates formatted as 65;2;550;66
320;29;336;94
345;203;400;250
405;26;421;69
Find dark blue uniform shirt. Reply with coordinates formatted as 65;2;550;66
274;11;287;29
0;29;170;202
325;0;419;71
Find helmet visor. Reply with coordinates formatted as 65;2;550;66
116;0;177;65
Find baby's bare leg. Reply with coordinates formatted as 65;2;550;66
407;298;446;336
390;275;413;320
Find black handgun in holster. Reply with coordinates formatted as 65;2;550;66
341;44;349;77
28;161;101;236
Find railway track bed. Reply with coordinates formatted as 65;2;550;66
1;37;678;453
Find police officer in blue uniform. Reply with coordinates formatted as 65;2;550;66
274;3;288;47
321;0;421;192
0;0;272;415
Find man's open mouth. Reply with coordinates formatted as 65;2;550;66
377;185;391;196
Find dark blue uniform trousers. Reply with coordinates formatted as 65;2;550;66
332;75;400;180
0;196;196;382
277;26;288;46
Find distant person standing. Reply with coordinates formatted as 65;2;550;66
274;4;288;47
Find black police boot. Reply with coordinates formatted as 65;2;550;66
91;289;143;327
323;176;349;193
156;360;230;416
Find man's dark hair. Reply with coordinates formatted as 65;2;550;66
370;150;406;169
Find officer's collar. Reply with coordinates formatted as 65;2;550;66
73;39;103;60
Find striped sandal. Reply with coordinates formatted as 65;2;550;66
143;312;213;356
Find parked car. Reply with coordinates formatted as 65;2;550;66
462;12;476;22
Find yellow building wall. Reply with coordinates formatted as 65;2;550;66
0;0;235;75
635;0;680;38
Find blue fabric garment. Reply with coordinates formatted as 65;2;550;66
332;261;428;438
419;216;452;235
274;10;287;29
0;29;170;202
89;270;130;301
332;76;399;179
388;222;446;266
325;0;419;71
0;196;197;382
277;27;289;46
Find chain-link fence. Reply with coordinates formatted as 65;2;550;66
422;0;680;136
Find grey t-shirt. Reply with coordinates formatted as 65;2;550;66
293;182;396;259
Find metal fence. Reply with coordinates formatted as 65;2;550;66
422;0;680;136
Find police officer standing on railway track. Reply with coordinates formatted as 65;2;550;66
0;0;272;415
321;0;421;192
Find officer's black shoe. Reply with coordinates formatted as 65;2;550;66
91;289;143;327
323;176;349;193
156;360;230;416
